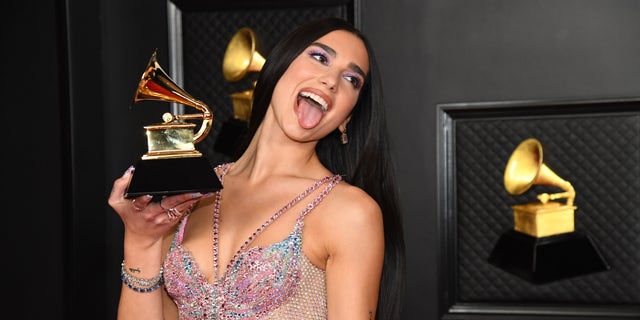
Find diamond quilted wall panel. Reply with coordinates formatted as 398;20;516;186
439;99;639;315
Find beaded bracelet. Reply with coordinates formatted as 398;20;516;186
120;260;164;293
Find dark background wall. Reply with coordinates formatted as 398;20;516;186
5;0;639;319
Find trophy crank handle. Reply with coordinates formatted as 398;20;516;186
162;112;206;122
537;191;576;206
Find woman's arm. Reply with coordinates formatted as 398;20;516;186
108;166;207;320
324;186;385;320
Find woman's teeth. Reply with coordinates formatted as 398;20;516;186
299;91;328;111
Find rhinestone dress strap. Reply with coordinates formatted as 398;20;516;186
211;163;342;280
296;175;342;223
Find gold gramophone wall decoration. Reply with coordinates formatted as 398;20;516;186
223;27;265;122
215;27;265;156
504;138;577;237
488;138;609;284
124;50;223;198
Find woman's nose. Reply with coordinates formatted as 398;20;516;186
319;73;337;92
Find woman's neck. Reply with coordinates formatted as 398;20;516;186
230;124;329;183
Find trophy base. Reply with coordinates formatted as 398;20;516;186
488;229;610;284
124;157;223;198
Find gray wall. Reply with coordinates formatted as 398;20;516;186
362;1;640;317
8;0;640;319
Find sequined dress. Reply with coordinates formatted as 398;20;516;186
163;163;342;319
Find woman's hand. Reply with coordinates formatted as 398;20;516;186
108;166;212;247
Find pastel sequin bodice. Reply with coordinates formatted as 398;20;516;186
163;163;342;319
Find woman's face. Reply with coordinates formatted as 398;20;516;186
269;29;369;143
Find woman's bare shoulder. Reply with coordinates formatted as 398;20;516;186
319;181;382;235
302;179;383;266
314;181;384;270
333;180;379;209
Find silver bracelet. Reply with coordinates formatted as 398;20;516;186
120;260;164;293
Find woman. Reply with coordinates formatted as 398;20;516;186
109;17;405;320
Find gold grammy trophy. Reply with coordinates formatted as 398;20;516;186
214;27;265;156
488;138;609;284
124;50;223;198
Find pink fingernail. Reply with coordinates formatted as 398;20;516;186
122;165;135;177
190;192;213;199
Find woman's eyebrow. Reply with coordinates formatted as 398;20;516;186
311;42;336;57
348;62;366;78
310;42;366;78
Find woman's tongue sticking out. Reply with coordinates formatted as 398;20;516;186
296;93;328;129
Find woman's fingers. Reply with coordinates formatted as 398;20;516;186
131;195;153;211
157;192;212;222
109;166;214;227
158;192;211;212
108;166;135;209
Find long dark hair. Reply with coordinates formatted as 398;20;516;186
237;17;406;320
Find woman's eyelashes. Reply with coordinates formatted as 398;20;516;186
309;49;329;64
344;73;362;89
308;49;363;90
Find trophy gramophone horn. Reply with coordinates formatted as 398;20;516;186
214;28;264;157
222;28;265;82
503;138;575;206
132;49;213;144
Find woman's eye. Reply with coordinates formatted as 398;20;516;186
344;75;362;89
310;51;328;64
